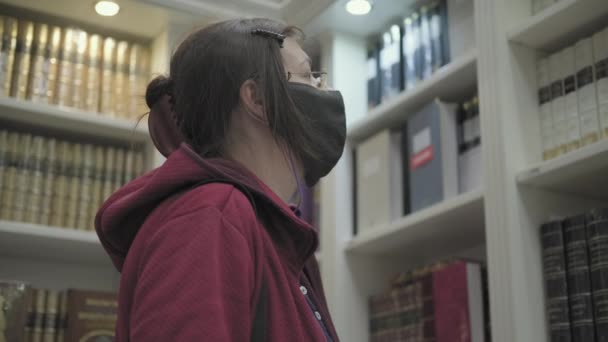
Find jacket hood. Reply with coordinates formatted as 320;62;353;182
95;143;317;271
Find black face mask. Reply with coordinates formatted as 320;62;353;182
286;82;347;187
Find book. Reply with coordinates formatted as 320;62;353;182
587;208;608;341
562;46;581;152
84;34;102;113
114;41;130;118
540;221;572;342
113;148;125;192
45;26;62;104
0;281;31;342
23;286;36;342
55;27;77;107
429;0;449;72
101;147;116;203
56;291;68;342
38;138;57;225
595;28;608;139
459;97;483;194
31;288;47;342
402;15;419;90
50;141;70;228
419;6;433;80
379;24;402;102
550;51;567;157
123;149;134;184
11;133;33;222
0;17;17;97
538;57;556;160
28;23;49;102
367;46;380;110
88;146;105;230
133;150;145;179
65;143;83;229
10;20;34;99
129;45;150;120
70;29;88;110
412;12;423;83
575;37;600;146
100;37;117;116
41;290;59;342
0;132;19;220
407;99;458;212
563;214;596;342
356;130;403;233
76;144;94;230
64;289;117;342
24;136;45;223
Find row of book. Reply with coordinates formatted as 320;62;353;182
541;209;608;342
355;96;482;233
0;281;117;342
537;26;608;161
0;15;151;120
0;130;146;230
366;0;475;109
369;259;490;342
533;0;563;15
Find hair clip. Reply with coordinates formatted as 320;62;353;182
251;29;285;48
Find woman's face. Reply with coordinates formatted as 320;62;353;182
280;37;323;88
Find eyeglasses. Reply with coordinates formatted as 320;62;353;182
287;71;328;88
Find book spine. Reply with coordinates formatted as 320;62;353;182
31;288;47;342
594;28;608;139
10;20;34;99
11;133;33;222
101;147;116;203
55;28;76;106
50;141;69;227
412;12;423;83
114;41;130;118
541;221;573;342
0;132;19;220
575;37;601;146
538;57;556;160
65;143;83;229
562;46;581;152
367;48;379;110
113;148;126;192
429;1;444;72
0;130;7;213
587;208;608;341
403;16;418;91
23;286;36;342
38;138;56;225
88;145;105;229
24;136;45;223
41;290;59;342
100;37;116;116
45;26;62;105
419;6;433;80
84;34;102;113
550;52;567;157
55;291;67;342
133;46;151;119
70;29;88;110
134;150;145;180
76;144;94;230
28;23;49;102
563;215;596;342
0;17;18;97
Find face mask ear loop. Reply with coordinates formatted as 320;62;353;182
287;150;304;208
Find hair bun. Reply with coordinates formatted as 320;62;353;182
145;75;173;109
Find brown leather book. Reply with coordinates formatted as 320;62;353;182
64;289;117;342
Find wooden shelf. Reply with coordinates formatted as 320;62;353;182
0;221;112;266
0;96;149;143
346;189;485;256
347;50;477;144
508;0;608;51
517;139;608;200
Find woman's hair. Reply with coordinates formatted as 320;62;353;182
145;18;319;162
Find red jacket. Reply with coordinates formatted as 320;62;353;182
95;144;339;341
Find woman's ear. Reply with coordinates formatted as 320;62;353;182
239;79;267;124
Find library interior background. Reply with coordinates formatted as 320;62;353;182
0;0;607;341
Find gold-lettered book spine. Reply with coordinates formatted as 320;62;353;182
24;287;36;342
84;34;102;113
56;291;68;342
71;29;88;109
89;145;105;230
114;41;130;118
24;136;45;223
41;290;59;342
123;149;134;184
50;141;69;227
27;23;49;101
11;133;33;222
113;148;125;192
100;37;116;116
55;27;76;107
46;26;61;104
65;143;83;229
10;20;34;99
0;16;18;97
0;132;19;220
101;147;116;203
38;138;56;225
134;150;145;179
132;45;150;120
76;144;94;230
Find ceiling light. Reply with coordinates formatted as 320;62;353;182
95;1;120;16
345;0;372;16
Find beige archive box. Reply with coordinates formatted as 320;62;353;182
0;16;18;96
356;130;403;234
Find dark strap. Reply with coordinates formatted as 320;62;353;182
189;179;267;342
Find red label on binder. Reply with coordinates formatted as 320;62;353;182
411;146;434;170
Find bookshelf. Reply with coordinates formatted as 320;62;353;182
346;189;485;256
347;50;478;143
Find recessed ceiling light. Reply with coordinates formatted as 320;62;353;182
345;0;372;16
95;1;120;17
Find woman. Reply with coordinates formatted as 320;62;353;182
95;18;346;341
